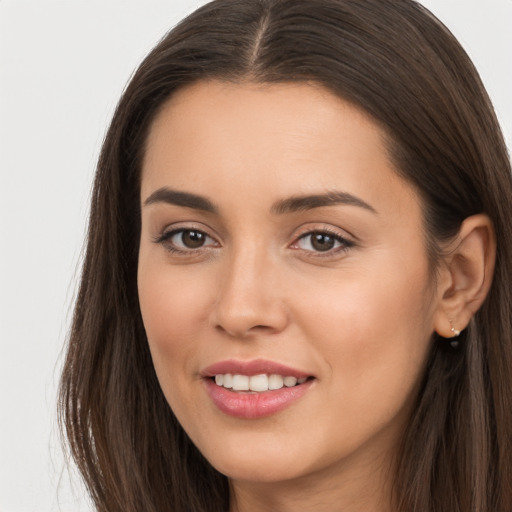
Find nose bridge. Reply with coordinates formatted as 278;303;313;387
212;240;287;337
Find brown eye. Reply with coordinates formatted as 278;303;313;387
179;230;207;248
296;231;353;253
156;228;217;252
310;233;335;251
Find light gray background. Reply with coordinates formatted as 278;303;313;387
1;1;511;511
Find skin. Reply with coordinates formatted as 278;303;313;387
137;81;492;512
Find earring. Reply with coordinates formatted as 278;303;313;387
449;321;461;349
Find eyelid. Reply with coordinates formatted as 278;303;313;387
291;223;355;242
152;222;221;252
289;224;356;255
154;221;217;239
152;222;355;256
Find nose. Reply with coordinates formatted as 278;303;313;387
210;246;289;339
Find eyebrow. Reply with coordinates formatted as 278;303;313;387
271;191;377;215
143;187;377;215
144;187;218;213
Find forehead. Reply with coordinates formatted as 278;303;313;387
141;80;419;220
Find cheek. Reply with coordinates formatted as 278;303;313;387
138;247;216;328
137;260;213;390
293;256;434;421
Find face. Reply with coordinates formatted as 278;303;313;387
138;81;439;488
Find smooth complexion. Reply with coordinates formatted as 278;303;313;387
137;81;492;512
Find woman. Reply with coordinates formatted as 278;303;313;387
59;0;512;511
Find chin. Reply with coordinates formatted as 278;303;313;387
211;456;304;484
196;431;323;484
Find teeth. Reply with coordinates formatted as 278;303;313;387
223;374;233;389
268;374;284;390
249;374;268;392
283;376;298;387
213;373;309;392
232;374;249;391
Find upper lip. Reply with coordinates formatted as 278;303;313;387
201;359;313;379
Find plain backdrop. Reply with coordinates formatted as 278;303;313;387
0;1;510;511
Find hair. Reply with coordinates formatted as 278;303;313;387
58;0;512;511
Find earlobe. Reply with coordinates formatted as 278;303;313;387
433;214;496;338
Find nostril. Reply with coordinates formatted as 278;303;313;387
214;323;276;338
211;290;289;337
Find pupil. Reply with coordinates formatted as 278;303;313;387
311;233;334;251
182;230;205;248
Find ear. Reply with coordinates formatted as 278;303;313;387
433;214;496;338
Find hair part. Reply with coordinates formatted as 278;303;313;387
59;1;512;511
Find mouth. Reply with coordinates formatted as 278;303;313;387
201;359;316;419
211;373;312;392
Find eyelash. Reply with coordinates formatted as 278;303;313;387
291;228;355;256
153;228;218;255
153;227;355;257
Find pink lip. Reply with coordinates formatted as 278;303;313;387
201;359;315;419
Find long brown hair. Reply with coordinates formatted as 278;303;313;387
59;1;512;510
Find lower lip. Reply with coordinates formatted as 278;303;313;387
204;378;313;419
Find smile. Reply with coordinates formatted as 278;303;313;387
201;360;315;419
213;373;308;392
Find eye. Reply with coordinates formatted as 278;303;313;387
155;228;218;252
294;230;353;253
